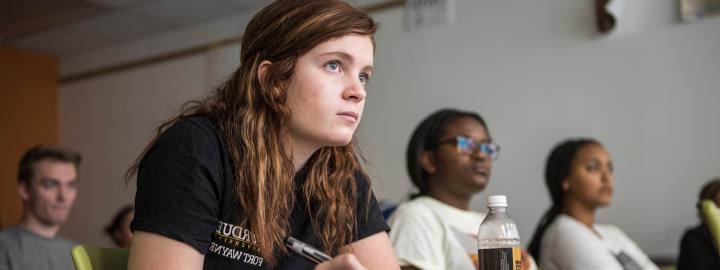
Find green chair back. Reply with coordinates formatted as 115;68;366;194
71;245;129;270
701;199;720;256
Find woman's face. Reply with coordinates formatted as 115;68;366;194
285;34;374;154
115;210;134;248
426;116;492;196
564;144;614;209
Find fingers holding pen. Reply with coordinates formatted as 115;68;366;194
314;254;367;270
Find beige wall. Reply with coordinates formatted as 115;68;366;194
0;46;58;228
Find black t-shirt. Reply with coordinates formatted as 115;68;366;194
132;116;389;269
677;223;720;270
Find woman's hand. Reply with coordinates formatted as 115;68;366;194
314;254;367;270
521;248;538;270
315;232;398;270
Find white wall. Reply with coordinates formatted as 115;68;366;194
59;0;720;257
361;0;720;258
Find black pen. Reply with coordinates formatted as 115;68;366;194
284;236;332;264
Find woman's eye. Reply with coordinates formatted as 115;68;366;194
586;163;599;172
359;73;370;85
325;61;340;72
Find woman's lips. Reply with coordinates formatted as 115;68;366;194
338;111;358;122
471;165;489;176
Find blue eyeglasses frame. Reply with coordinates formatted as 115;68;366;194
437;136;500;160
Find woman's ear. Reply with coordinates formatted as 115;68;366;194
419;150;437;174
562;179;570;192
257;60;272;85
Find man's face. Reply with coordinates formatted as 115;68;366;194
19;159;78;226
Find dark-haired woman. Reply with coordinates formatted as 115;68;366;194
126;1;399;269
527;139;657;270
677;178;720;270
105;205;134;248
388;108;535;270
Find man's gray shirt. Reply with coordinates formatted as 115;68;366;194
0;226;75;270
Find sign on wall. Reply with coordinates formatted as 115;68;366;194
405;0;455;31
681;0;720;22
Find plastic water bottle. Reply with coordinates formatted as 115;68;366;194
477;195;521;270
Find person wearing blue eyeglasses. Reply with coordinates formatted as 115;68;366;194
387;108;536;270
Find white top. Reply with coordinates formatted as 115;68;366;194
540;214;659;270
388;196;485;270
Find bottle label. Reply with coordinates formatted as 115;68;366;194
477;247;521;270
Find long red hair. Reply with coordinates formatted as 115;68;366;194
127;0;378;265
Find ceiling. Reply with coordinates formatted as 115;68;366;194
0;0;276;57
0;0;388;58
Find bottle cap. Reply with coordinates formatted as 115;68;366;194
487;195;507;207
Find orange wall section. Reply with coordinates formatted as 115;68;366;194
0;46;59;228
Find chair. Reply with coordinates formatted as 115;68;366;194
701;199;720;256
71;245;129;270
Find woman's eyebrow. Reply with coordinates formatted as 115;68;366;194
319;51;373;73
455;134;490;142
319;51;353;61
